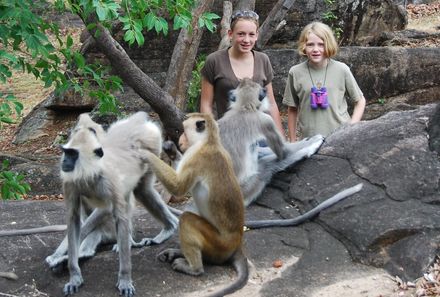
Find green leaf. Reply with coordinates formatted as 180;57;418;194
134;30;145;46
66;35;73;48
73;52;86;69
96;5;107;21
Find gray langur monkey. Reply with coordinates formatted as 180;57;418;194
219;78;325;207
145;113;249;297
165;78;362;228
54;112;178;297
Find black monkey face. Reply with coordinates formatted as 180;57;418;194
61;147;79;172
259;87;267;101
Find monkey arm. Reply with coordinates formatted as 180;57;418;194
260;115;285;159
144;151;194;197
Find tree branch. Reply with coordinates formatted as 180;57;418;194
257;0;296;49
79;16;184;142
218;1;233;50
164;0;215;110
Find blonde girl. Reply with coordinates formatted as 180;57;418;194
283;21;366;141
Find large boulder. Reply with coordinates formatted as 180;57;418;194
257;103;440;283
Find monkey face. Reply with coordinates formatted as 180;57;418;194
61;127;104;174
228;78;269;112
179;114;213;152
61;148;79;172
178;133;189;153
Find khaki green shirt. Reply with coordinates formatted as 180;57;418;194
201;48;274;119
283;60;363;138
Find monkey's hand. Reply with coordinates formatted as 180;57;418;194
116;279;135;297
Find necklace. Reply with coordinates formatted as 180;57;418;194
307;60;329;89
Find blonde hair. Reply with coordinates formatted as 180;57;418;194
297;22;338;58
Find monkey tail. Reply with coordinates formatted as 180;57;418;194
206;248;249;297
245;183;363;229
0;225;67;237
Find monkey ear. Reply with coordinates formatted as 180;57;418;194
195;120;206;132
259;87;267;101
94;148;104;158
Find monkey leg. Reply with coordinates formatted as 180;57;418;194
64;203;84;296
134;174;178;246
157;248;185;263
242;135;324;206
114;215;135;297
48;229;107;269
46;236;68;268
173;212;237;276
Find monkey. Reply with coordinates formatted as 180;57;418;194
218;78;326;207
143;113;249;297
163;78;363;228
55;112;178;297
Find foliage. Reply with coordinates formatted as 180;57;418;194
378;98;385;105
321;1;343;40
0;93;23;129
0;159;31;200
186;54;206;112
0;0;218;114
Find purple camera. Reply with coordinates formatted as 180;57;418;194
310;87;329;109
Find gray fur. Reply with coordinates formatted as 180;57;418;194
163;79;361;229
55;112;178;297
219;78;324;206
245;183;363;229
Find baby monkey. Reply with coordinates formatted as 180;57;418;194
143;113;248;297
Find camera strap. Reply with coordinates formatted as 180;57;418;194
307;60;329;89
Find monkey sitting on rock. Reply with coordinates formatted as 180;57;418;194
144;113;249;297
165;78;363;228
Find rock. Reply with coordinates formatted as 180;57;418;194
264;103;439;281
267;46;440;116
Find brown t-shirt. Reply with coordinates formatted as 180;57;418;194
201;48;274;119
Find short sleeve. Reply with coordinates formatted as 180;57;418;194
343;64;363;102
201;53;216;84
282;68;299;107
262;54;274;85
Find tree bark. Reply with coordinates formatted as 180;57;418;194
218;1;233;50
257;0;296;49
236;0;255;11
164;0;215;110
81;16;184;143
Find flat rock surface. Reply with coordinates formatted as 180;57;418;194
0;200;402;297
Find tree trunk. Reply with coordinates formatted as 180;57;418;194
81;16;184;143
218;1;233;50
257;0;296;49
236;0;255;11
164;0;215;110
